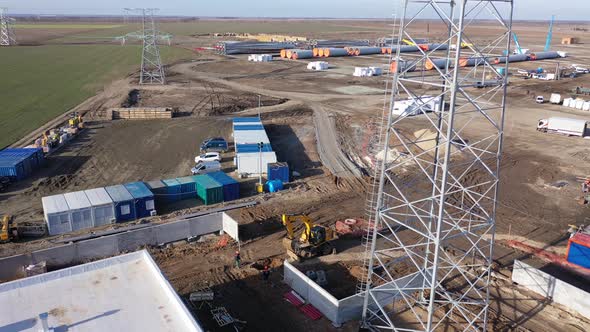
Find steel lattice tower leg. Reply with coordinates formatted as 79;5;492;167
139;8;165;84
0;8;16;46
361;0;513;331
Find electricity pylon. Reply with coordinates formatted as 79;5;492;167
123;8;166;85
0;8;16;46
361;0;514;331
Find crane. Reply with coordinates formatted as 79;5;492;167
512;32;524;54
544;15;555;52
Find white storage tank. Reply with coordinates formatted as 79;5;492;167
576;99;585;110
64;191;93;232
583;102;590;112
570;99;578;109
563;98;572;108
42;194;72;236
84;187;116;227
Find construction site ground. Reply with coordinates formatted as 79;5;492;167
2;20;590;331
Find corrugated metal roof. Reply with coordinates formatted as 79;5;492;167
146;180;166;189
41;194;70;214
233;124;265;131
162;178;181;187
207;171;238;186
105;185;134;202
233;117;261;123
124;182;154;199
193;174;222;190
64;191;92;210
177;176;196;185
0;250;204;332
84;188;114;206
571;233;590;247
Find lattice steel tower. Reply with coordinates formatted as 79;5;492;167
0;8;16;46
124;8;166;84
361;0;514;331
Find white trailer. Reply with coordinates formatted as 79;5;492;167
235;151;277;176
537;117;588;137
550;93;561;104
392;96;442;117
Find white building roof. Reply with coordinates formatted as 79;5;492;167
233;130;270;144
63;191;92;210
0;250;203;332
84;188;113;206
41;194;70;214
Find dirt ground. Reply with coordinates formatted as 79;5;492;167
2;19;590;332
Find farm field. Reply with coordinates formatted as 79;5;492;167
0;44;195;148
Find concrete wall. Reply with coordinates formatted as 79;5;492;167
512;259;590;318
0;212;240;281
283;260;425;326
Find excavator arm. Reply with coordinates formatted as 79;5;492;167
282;214;313;242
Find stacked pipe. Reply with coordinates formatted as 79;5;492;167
492;54;528;64
309;39;371;48
216;41;296;55
376;37;428;47
381;43;448;54
281;49;314;60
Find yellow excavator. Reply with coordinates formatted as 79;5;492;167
281;214;337;259
1;215;16;243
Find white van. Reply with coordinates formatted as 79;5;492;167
191;161;221;175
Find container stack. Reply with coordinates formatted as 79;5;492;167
0;148;44;181
232;117;277;177
206;171;240;202
193;175;224;205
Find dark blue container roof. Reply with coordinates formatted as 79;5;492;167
207;171;238;186
233;124;265;131
105;184;134;202
236;143;273;153
0;148;42;164
233;117;261;123
124;182;154;199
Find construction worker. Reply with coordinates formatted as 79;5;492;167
262;264;270;282
234;250;241;269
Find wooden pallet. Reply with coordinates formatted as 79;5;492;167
109;107;174;120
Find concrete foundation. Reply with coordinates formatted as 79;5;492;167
0;212;240;281
283;260;425;326
512;259;590;319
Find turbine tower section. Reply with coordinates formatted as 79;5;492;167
0;8;16;46
361;0;514;331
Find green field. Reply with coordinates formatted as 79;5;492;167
0;45;195;148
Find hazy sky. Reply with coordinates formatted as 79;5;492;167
2;1;586;21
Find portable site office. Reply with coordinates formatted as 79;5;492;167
232;117;262;125
145;180;167;206
233;130;270;145
84;187;116;227
105;185;136;222
177;176;198;200
42;194;72;235
236;151;278;175
124;182;155;218
63;191;93;232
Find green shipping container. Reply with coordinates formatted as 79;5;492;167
192;175;224;205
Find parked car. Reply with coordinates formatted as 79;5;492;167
535;96;544;104
195;152;221;164
191;161;222;175
200;137;228;153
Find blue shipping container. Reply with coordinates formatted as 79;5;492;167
233;117;261;123
268;162;290;183
206;171;240;201
124;182;155;219
162;178;182;202
177;176;198;200
233;124;265;131
105;185;136;222
236;143;273;153
0;148;43;181
567;242;590;269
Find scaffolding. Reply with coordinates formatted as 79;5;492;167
361;0;514;331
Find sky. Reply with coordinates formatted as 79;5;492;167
1;0;587;21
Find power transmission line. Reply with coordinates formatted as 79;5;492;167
123;8;166;85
